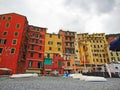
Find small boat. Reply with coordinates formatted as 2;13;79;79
10;73;38;78
69;73;107;82
0;68;11;71
84;76;107;82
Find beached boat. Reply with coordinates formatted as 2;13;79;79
69;73;107;82
10;73;38;78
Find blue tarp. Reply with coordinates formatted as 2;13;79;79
110;38;120;51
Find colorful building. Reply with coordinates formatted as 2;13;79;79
0;13;28;74
59;30;76;73
110;51;120;63
26;25;46;74
77;33;111;72
44;33;63;75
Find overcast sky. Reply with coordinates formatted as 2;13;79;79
0;0;120;34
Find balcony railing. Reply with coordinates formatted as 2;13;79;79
28;42;44;46
27;49;43;53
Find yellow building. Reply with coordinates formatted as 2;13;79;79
110;51;120;63
45;33;63;58
77;33;111;72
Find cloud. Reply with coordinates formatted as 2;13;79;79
64;0;115;14
63;0;120;34
0;0;120;34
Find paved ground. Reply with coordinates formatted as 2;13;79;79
0;76;120;90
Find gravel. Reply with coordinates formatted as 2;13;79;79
0;76;120;90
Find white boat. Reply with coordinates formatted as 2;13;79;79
69;73;107;82
84;76;107;82
0;68;11;71
10;73;38;78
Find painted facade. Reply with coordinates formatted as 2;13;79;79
44;33;63;75
110;51;120;63
0;13;28;74
26;25;46;74
77;33;111;72
59;30;76;73
0;12;118;75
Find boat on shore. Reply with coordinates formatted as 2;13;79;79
68;73;107;82
10;73;38;78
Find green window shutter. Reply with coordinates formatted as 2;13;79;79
58;61;62;68
44;58;52;65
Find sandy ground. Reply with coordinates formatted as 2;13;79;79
0;75;120;90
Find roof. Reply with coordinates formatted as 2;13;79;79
0;12;26;17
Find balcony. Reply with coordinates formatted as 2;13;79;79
30;30;40;33
65;45;75;49
65;39;75;42
28;42;44;46
27;49;43;53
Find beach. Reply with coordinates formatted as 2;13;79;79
0;76;120;90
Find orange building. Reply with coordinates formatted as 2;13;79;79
59;30;76;73
0;13;28;74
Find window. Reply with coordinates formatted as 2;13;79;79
57;42;61;46
38;61;43;68
104;59;106;63
39;53;42;58
3;32;8;36
30;53;33;57
58;61;62;68
36;39;38;43
111;52;113;56
31;45;34;50
98;45;99;48
40;40;42;44
35;34;39;38
6;23;10;28
16;24;20;28
47;54;50;58
40;35;43;38
40;46;42;50
66;42;68;46
0;48;3;54
94;45;96;48
49;47;52;50
58;35;60;39
11;48;15;54
116;52;119;56
48;41;53;45
32;39;34;42
2;16;6;20
96;59;98;62
0;39;7;44
12;40;17;45
67;62;70;66
49;34;52;38
58;48;60;51
14;32;19;36
8;16;12;20
29;61;33;67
